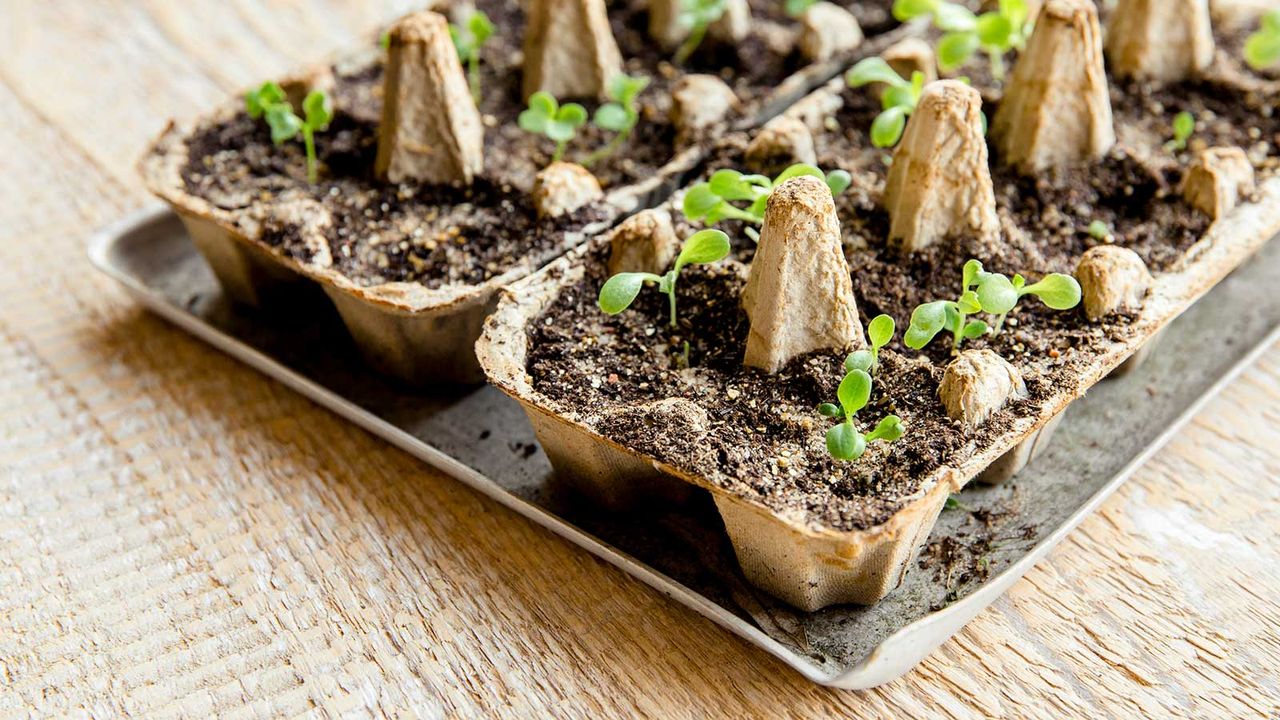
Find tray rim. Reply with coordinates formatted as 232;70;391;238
88;204;1280;690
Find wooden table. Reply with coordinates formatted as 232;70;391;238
2;2;1278;717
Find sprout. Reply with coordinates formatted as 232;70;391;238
785;0;819;16
1165;111;1195;153
893;0;1032;82
844;314;896;375
450;10;495;103
845;58;927;148
675;0;729;65
245;81;333;184
598;229;731;328
519;91;589;164
1087;219;1111;240
585;73;651;166
905;259;1081;350
816;366;904;461
682;163;852;236
1245;10;1280;70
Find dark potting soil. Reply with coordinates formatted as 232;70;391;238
525;41;1279;533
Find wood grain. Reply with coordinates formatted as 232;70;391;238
1;2;1278;717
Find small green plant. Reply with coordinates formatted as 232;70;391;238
817;365;905;461
1086;220;1111;240
1245;10;1280;70
905;259;1082;350
682;163;852;237
450;10;495;103
519;92;589;164
598;229;731;328
893;0;1032;82
844;314;896;375
845;58;927;148
585;73;651;165
675;0;728;65
784;0;819;16
245;81;333;184
1165;111;1195;153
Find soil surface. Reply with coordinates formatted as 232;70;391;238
525;35;1280;532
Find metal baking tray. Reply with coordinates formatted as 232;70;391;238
88;205;1280;689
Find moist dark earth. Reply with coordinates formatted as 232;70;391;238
527;39;1280;533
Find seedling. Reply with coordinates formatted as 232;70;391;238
973;263;1081;334
450;10;495;103
1086;220;1111;240
585;73;651;166
682;163;852;237
844;314;896;375
675;0;728;65
245;81;333;184
1245;10;1280;70
598;229;731;328
1165;111;1195;153
784;0;819;16
845;58;927;148
893;0;1032;82
519;92;588;164
905;259;1082;350
905;260;988;351
816;367;904;461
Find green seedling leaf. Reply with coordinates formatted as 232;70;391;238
826;423;865;461
594;104;631;131
867;415;905;443
893;0;938;21
1245;10;1280;70
772;163;825;185
825;170;853;197
469;11;495;44
1166;111;1195;152
957;289;982;315
962;259;983;288
1021;273;1082;310
934;3;978;32
938;31;980;70
976;272;1018;315
598;272;658;314
845;350;875;373
962;319;989;339
837;369;872;415
871;106;908;148
868;314;895;349
976;12;1013;47
817;402;843;418
303;90;333;128
1087;220;1110;240
846;57;910;88
676;229;731;268
245;81;286;118
905;301;949;349
549;103;588;139
519;91;557;133
682;184;724;221
264;106;302;144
